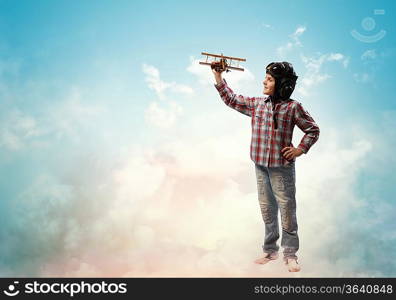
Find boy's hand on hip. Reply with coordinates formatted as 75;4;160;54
281;147;303;160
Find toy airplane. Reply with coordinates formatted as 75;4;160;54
199;52;246;73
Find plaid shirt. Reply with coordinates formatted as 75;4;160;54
214;79;320;167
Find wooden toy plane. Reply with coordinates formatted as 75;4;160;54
199;52;246;72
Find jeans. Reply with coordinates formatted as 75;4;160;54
255;161;299;261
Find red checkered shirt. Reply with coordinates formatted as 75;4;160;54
214;79;320;167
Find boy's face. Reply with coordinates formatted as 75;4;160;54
263;73;275;96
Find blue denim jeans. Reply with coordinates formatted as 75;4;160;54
255;161;299;262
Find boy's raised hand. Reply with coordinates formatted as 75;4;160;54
211;62;224;84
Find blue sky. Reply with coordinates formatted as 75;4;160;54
0;0;395;277
1;0;395;121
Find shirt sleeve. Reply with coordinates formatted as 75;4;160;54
214;79;256;117
293;102;320;154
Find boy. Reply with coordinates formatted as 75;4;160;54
212;61;320;272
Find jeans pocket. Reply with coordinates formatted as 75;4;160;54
277;173;294;192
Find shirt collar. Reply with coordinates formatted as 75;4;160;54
264;95;290;103
264;95;279;103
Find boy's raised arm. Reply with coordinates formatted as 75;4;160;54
212;64;256;117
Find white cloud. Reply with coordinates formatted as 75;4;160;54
47;87;107;141
262;23;274;30
361;49;377;60
142;63;194;99
187;56;255;90
356;49;388;85
296;53;349;96
0;110;45;151
291;26;306;46
1;54;393;278
0;130;22;150
0;87;111;151
327;53;343;61
277;26;306;57
4;105;392;277
353;72;370;83
142;64;171;99
300;73;331;92
186;57;211;86
141;63;195;131
277;27;349;89
327;53;349;68
144;100;183;129
342;57;350;68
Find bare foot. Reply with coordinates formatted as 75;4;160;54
285;258;301;272
254;252;279;264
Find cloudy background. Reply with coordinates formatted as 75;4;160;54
0;0;395;277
